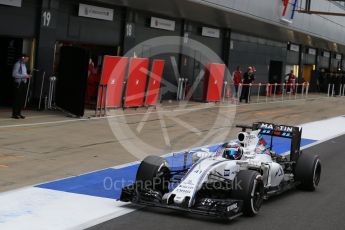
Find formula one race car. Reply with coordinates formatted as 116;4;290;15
120;122;321;219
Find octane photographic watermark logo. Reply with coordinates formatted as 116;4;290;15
103;176;243;192
106;36;237;162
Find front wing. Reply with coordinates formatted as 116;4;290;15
120;185;243;219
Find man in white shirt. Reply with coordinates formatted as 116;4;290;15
12;54;31;119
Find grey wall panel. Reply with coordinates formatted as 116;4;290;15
331;58;341;70
127;13;182;47
287;51;300;65
0;0;38;38
182;21;225;100
123;11;183;99
55;1;123;46
318;56;330;69
229;33;286;83
189;30;223;58
304;54;316;65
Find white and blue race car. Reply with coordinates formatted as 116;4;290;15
120;122;321;219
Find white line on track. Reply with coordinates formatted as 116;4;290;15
0;114;58;122
0;105;237;129
0;96;334;129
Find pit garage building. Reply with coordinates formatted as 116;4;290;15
0;0;344;109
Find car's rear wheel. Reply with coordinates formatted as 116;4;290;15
295;153;321;191
136;155;170;194
231;170;264;217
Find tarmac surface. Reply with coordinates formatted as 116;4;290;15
1;96;345;192
0;96;345;229
89;134;345;230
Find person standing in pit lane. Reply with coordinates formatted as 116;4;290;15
334;72;341;96
286;70;297;94
232;66;242;98
86;58;97;106
240;67;255;103
12;54;31;119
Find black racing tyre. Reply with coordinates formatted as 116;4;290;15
231;170;264;217
295;153;321;191
136;155;171;193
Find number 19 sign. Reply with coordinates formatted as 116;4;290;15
42;10;53;28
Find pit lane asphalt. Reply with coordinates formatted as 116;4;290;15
89;134;345;230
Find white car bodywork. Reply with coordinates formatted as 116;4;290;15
168;130;286;207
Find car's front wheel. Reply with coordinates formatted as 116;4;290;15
135;155;171;194
231;170;264;217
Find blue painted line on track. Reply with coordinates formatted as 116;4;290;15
36;137;316;200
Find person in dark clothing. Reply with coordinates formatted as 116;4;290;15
340;71;345;96
12;54;31;119
240;67;255;103
318;70;325;92
334;72;341;96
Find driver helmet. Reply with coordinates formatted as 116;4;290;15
223;142;243;160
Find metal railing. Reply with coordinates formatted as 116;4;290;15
177;78;188;101
327;84;345;97
47;76;57;109
223;82;312;104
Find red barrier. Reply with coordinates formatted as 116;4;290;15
203;63;225;102
145;60;165;106
124;58;149;108
97;56;128;109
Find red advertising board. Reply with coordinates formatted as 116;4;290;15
203;63;225;102
97;56;128;108
145;60;165;106
124;58;149;108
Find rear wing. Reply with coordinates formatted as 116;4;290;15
253;123;298;139
237;122;302;161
